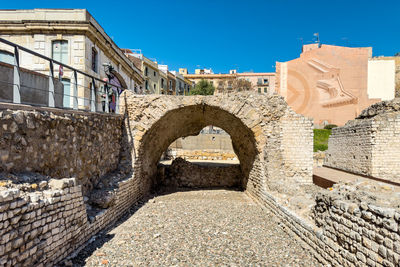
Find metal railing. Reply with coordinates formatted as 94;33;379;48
0;37;126;114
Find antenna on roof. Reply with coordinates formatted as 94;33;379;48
313;33;320;43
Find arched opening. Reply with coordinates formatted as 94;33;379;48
134;104;258;194
157;125;241;190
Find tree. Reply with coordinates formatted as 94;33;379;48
223;78;253;92
231;78;253;92
189;79;215;95
395;52;400;57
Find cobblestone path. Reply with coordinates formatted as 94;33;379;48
72;190;321;266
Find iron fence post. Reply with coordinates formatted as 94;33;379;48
73;70;78;110
115;90;120;114
48;60;55;107
13;46;21;104
91;78;96;112
105;83;109;113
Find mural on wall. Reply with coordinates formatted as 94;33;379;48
308;59;357;107
276;44;381;126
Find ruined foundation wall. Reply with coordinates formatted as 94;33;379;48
168;149;237;161
249;181;400;267
5;93;399;267
324;111;400;182
0;174;142;266
157;158;241;188
313;184;400;267
324;119;374;176
0;106;123;194
371;113;400;180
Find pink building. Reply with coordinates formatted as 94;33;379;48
275;44;394;126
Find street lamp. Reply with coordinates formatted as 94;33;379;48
103;62;114;80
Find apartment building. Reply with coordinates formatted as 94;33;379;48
171;71;185;95
184;71;275;95
0;9;143;109
237;72;276;95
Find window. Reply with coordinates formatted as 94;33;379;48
62;78;71;108
154;84;156;90
154;71;156;77
91;47;98;73
169;80;172;90
258;88;261;93
0;50;14;65
264;88;267;93
161;78;164;88
145;67;148;76
257;78;262;85
145;80;149;90
52;40;68;64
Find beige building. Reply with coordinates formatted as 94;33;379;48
183;77;193;95
370;56;400;97
0;9;143;110
237;72;276;94
124;51;160;95
123;49;179;95
184;71;276;95
158;67;168;94
171;71;185;95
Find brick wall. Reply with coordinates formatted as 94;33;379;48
324;109;400;183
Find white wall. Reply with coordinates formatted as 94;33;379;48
368;60;395;100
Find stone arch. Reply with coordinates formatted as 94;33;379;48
120;91;313;197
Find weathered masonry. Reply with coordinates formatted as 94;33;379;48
325;99;400;182
1;92;400;266
0;92;314;266
121;91;314;194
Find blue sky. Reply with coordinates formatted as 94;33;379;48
2;0;399;73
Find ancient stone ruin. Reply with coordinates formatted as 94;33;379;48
325;98;400;183
0;93;400;266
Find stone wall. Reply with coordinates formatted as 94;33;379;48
167;149;237;161
324;99;400;182
0;105;123;194
247;178;400;267
166;133;237;161
157;158;241;188
313;181;400;267
0;172;142;266
7;93;400;267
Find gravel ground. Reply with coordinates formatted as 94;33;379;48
70;189;321;267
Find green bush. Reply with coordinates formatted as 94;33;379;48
324;124;337;130
314;129;332;152
314;143;328;152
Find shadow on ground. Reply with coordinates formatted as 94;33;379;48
59;186;242;266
